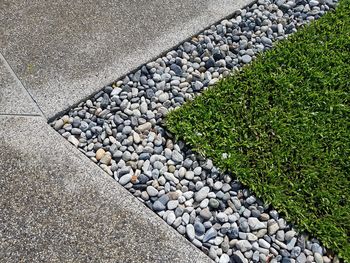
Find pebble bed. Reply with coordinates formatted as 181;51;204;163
52;0;338;262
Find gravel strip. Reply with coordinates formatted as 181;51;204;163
52;0;338;262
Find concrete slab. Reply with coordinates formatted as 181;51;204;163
0;116;212;263
0;0;251;119
0;53;41;116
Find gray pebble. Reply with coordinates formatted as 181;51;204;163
119;173;132;185
200;208;212;220
153;200;166;211
203;228;217;243
194;221;205;236
167;200;179;210
195;186;210;202
171;150;183;163
146;186;158;197
241;54;252;64
186;224;195;240
236;240;252;252
209;198;220;209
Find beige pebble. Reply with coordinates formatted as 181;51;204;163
96;148;106;160
100;153;111;165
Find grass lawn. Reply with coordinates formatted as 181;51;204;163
166;0;350;260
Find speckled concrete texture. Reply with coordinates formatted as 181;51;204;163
0;53;41;115
0;116;212;263
0;0;251;119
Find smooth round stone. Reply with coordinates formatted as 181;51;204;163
200;208;212;220
186;224;195;240
243;209;251;218
219;254;230;263
209;198;220;209
195;186;210;202
158;93;169;103
241;54;252;63
246;196;256;204
213;181;223;191
173;217;182;228
244;250;253;259
247;233;258;241
146;186;158;197
199;198;209;208
95;148;106;160
285;230;296;241
194;221;206;236
167;200;179;210
166;212;176;225
203;228;217;243
100;153;111;165
261;36;273;46
314;253;323;263
236;240;252;252
171;151;183;163
221;183;231;192
276;230;285;241
122;151;132;161
177;225;186;235
157;194;170;206
311;243;323;254
297;253;307;263
268;222;280;235
119;174;132;185
122;126;132;134
178;167;186;177
216;212;228;222
183;191;193;199
260;213;270;221
54;119;64;130
232;198;242;209
153;200;166;211
209;247;217;260
251;209;261;218
185;171;194;180
71;128;81;135
182;213;190;224
168;165;176;173
259;238;271;249
193;166;202;175
174;206;184;217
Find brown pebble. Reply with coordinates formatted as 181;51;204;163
131;175;138;184
260;213;270;221
168;191;180;200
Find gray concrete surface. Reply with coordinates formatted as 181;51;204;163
0;115;213;263
0;0;251;119
0;52;41;116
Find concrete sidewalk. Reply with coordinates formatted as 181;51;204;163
0;115;213;263
0;54;212;262
0;0;251;262
0;0;248;119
